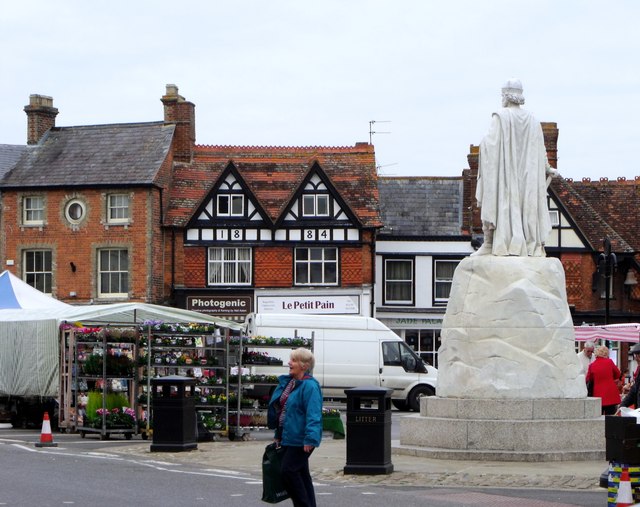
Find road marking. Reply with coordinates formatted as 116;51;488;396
10;442;261;482
202;468;247;475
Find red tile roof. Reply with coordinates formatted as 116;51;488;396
166;143;382;228
551;176;640;253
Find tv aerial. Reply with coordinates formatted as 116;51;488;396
369;120;391;144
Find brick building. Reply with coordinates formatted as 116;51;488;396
166;139;382;320
0;94;175;303
0;85;382;319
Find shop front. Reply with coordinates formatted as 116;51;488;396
174;288;371;322
376;313;445;369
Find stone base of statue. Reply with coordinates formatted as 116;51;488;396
396;397;604;461
396;256;605;461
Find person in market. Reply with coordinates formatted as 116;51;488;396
268;347;323;507
620;343;640;403
577;340;595;375
586;345;621;415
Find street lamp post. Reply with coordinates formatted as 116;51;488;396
597;238;617;347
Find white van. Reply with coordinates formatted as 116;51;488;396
243;313;438;411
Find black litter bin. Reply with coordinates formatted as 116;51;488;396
604;415;640;502
150;376;197;452
343;386;393;475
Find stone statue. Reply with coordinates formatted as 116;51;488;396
474;78;559;257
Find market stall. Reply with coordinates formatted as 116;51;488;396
574;324;640;343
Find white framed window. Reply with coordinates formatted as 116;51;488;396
295;247;338;285
384;258;413;304
98;249;129;297
208;247;252;285
217;194;244;217
549;210;560;226
107;194;130;224
302;194;330;217
23;249;52;294
434;259;459;304
65;199;86;224
23;196;44;225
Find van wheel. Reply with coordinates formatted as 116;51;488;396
392;400;409;411
408;385;435;412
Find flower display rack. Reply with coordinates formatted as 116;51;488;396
139;328;230;442
227;332;313;441
68;325;140;440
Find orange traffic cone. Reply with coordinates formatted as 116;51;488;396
35;412;58;448
616;466;634;507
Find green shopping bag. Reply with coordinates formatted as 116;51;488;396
262;443;290;503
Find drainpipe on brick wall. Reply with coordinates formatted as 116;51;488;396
370;228;377;318
171;227;176;301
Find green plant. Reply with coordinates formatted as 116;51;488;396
84;392;133;428
81;354;134;376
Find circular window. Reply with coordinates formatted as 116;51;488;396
65;199;86;224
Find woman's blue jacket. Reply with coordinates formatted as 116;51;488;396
267;374;323;447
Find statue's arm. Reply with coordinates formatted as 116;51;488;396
545;162;559;187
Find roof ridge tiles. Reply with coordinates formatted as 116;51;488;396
52;121;167;131
195;144;372;152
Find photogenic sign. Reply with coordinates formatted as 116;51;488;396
187;295;252;315
257;295;360;314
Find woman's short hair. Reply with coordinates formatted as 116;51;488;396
595;345;609;358
291;347;315;371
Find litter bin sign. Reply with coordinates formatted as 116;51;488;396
343;386;393;475
150;375;197;452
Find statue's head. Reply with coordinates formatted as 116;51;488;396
501;78;525;107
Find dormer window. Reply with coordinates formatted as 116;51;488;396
302;194;329;217
217;194;244;217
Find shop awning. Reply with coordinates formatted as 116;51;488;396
574;323;640;343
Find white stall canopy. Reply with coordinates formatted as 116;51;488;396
0;281;241;397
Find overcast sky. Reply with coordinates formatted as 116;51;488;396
2;1;638;181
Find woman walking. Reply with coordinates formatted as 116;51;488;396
268;347;323;507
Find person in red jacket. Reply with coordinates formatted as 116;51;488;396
586;345;621;415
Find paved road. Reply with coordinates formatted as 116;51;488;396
0;428;609;506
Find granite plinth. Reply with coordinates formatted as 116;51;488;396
397;396;605;462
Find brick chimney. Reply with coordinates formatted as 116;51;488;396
541;122;558;169
24;94;58;145
161;84;195;163
462;145;482;236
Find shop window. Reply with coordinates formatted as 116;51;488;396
23;249;52;294
98;249;129;297
403;329;441;369
208;247;252;285
295;247;338;285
